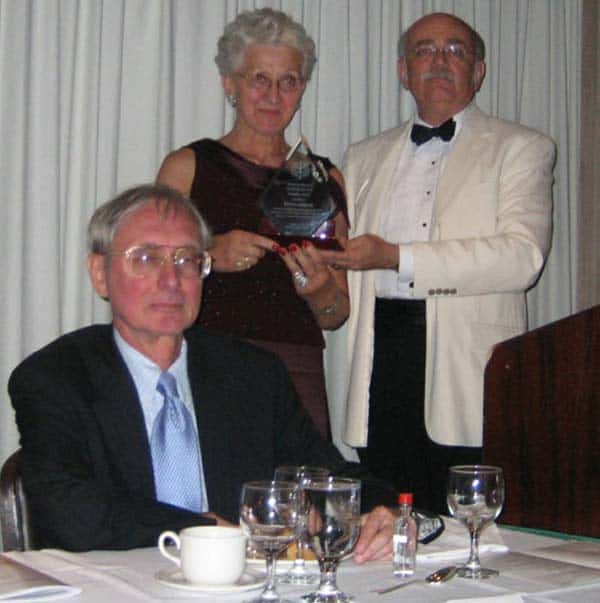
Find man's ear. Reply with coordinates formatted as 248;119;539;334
473;60;486;92
87;253;109;300
397;58;410;90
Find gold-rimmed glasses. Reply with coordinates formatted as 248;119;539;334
107;245;211;279
236;71;304;94
409;42;477;62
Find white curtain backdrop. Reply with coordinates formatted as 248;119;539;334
0;0;581;466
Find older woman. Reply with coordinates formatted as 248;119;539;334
157;8;348;439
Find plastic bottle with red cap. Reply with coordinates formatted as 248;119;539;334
393;492;417;576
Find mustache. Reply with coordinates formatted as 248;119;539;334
422;70;454;82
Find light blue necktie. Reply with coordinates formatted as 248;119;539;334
151;371;203;512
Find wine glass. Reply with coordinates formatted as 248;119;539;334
447;465;505;579
302;477;361;603
274;465;331;584
239;480;299;603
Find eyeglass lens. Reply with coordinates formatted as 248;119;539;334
125;246;209;278
412;43;471;60
240;72;302;92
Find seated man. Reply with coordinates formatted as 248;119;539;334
8;184;396;556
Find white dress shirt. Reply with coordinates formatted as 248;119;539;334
375;107;466;299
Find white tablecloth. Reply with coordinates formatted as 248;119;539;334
2;522;600;602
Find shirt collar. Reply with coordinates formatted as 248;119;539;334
113;328;189;399
414;102;472;139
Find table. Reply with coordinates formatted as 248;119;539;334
2;523;600;602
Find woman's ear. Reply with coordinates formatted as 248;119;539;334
221;75;235;98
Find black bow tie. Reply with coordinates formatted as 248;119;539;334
410;118;456;145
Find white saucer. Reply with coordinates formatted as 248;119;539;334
155;567;266;593
247;553;352;573
246;557;318;572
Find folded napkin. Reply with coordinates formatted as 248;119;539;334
417;517;508;561
0;554;80;601
447;595;524;603
5;550;154;601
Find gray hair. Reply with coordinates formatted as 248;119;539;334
215;8;317;81
87;184;211;255
397;13;486;61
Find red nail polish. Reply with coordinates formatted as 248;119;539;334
289;244;298;252
272;243;280;252
277;246;287;256
301;240;310;249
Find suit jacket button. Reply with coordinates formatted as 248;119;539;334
443;288;450;295
450;288;457;294
435;288;442;295
428;289;435;295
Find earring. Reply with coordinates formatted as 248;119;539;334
227;95;238;108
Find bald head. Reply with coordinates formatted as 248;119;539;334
398;13;485;61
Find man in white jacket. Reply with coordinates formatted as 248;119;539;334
323;12;555;514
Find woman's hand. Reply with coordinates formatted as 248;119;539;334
278;241;333;295
276;240;349;329
210;230;276;272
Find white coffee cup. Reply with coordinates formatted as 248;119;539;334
158;526;247;585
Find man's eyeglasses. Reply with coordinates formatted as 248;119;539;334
107;245;212;279
236;71;304;93
409;42;476;61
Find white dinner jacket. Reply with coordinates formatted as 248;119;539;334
325;105;555;453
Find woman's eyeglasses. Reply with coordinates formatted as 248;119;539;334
236;71;304;93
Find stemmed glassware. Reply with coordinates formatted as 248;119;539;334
274;465;331;584
447;465;505;579
239;480;299;603
302;477;361;603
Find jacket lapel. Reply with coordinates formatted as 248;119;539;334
185;331;234;513
435;106;492;219
87;328;156;498
354;121;413;234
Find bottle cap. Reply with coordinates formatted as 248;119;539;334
397;492;413;505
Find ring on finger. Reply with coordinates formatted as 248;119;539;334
293;270;308;288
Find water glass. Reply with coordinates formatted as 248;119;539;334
240;480;298;603
302;477;361;603
274;465;331;584
447;465;505;579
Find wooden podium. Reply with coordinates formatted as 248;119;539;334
482;305;600;537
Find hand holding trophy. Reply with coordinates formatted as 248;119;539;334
258;137;341;250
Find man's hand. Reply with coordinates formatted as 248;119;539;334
320;235;399;271
201;512;237;527
353;505;397;564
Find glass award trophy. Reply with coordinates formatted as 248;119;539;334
258;136;341;250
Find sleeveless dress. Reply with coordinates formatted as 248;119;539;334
187;139;347;439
